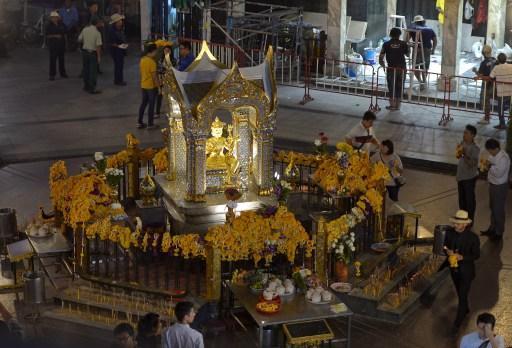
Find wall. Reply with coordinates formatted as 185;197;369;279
303;11;328;30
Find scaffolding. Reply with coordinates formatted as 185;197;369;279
194;0;305;56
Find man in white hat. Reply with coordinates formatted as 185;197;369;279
108;13;127;86
407;15;437;90
46;11;68;80
443;210;480;334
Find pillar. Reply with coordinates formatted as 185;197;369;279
185;135;207;202
312;215;328;284
506;0;512;44
487;0;507;47
255;126;274;196
326;0;347;60
139;0;151;49
386;0;397;34
167;117;186;181
233;109;252;191
205;244;221;301
438;0;463;91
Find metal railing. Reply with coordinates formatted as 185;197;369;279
151;36;511;127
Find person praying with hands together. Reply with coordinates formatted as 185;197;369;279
442;210;480;335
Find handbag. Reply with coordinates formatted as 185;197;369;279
394;176;406;187
380;153;406;187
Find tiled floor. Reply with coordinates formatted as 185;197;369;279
0;47;507;166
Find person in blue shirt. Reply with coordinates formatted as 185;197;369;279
59;0;79;51
460;313;505;348
177;41;195;71
408;15;437;90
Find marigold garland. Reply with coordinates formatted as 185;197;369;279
106;150;130;169
49;162;112;229
153;148;169;173
171;234;206;259
309;143;391;244
204;206;314;264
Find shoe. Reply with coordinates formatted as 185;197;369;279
49;76;55;81
89;90;102;94
494;125;507;130
137;123;147;129
480;229;495;236
147;124;160;130
154;114;161;119
420;83;427;91
477;117;490;125
490;234;503;242
385;105;398;111
61;74;68;78
115;81;127;86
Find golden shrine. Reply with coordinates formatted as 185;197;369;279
155;41;277;231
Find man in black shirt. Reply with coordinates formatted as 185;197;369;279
379;27;409;111
46;11;68;80
442;210;480;334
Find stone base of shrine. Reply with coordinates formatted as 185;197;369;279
154;174;274;234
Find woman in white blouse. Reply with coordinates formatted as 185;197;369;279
371;139;404;201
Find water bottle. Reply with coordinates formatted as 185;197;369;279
377;39;383;49
369;40;373;48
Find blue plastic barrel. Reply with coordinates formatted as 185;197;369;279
364;48;376;65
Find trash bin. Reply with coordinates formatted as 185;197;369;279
0;208;17;238
433;225;451;256
23;271;45;305
262;326;280;347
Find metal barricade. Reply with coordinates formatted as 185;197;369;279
448;75;511;127
307;56;376;110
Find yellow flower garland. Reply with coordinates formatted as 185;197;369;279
49;162;112;229
309;144;391;244
171;234;206;259
204;206;314;264
153;148;169;173
106;150;130;169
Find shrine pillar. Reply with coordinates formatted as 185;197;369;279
167;117;186;181
312;215;329;284
205;244;221;301
233;109;252;191
255;125;274;196
185;135;207;202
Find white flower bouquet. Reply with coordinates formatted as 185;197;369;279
332;232;356;264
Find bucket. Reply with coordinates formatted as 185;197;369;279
0;208;17;238
364;48;376;65
433;225;451;255
344;53;363;78
23;271;45;305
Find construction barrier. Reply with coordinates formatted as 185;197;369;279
162;37;511;127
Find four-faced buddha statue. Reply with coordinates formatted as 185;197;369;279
205;117;239;184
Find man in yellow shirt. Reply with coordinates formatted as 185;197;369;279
436;0;444;44
138;43;160;129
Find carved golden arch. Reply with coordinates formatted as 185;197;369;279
195;63;272;132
